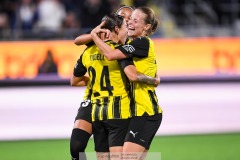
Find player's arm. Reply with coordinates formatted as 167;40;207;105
75;28;110;46
91;22;150;60
125;65;160;86
74;33;92;46
70;75;89;86
118;58;160;86
70;55;88;86
91;22;128;60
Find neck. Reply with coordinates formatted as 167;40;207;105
110;34;118;43
131;33;147;39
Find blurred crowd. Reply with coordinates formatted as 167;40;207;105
0;0;161;40
0;0;240;40
166;0;240;26
0;0;117;39
165;0;240;37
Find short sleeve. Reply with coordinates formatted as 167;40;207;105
118;58;134;70
116;37;149;58
73;54;87;77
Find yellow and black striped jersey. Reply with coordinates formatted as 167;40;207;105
75;40;131;121
117;36;163;116
73;49;92;101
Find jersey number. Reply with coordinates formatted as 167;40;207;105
88;66;113;96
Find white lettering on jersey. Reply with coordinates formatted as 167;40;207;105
122;44;135;53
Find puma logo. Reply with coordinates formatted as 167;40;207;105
129;130;138;138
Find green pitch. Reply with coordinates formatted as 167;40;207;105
0;133;240;160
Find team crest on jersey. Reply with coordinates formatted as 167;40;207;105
122;44;135;53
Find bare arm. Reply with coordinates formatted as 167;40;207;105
70;75;89;86
74;34;92;46
91;21;127;60
136;72;160;87
123;65;160;86
75;29;111;46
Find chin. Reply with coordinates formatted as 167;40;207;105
127;31;134;37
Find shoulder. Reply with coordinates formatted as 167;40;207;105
105;40;120;48
133;36;149;43
128;36;150;48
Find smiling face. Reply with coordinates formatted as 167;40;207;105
127;9;150;39
101;14;128;44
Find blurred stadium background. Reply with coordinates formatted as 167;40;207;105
0;0;240;160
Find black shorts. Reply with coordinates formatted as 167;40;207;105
124;113;162;150
93;119;130;152
75;99;92;123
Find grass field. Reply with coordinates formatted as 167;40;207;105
0;133;240;160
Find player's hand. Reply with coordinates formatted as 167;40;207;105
91;21;110;38
100;30;111;40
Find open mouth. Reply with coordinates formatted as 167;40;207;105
128;25;135;31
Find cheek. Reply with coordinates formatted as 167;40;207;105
119;31;125;39
135;25;144;34
121;33;126;40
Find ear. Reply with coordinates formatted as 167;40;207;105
144;24;151;32
114;26;120;34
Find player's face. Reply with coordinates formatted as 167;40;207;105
127;9;147;38
117;20;128;45
117;8;133;24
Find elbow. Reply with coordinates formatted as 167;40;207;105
74;39;80;46
70;81;75;86
70;79;76;86
127;74;138;82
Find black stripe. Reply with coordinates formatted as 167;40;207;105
153;90;159;114
113;96;121;118
129;82;136;116
94;92;100;97
87;89;92;100
102;97;108;120
148;90;158;114
94;99;101;121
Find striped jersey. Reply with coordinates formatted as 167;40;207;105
75;40;131;121
117;36;163;116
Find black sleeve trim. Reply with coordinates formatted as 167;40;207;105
116;37;149;58
86;41;95;47
118;58;134;69
73;54;87;77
